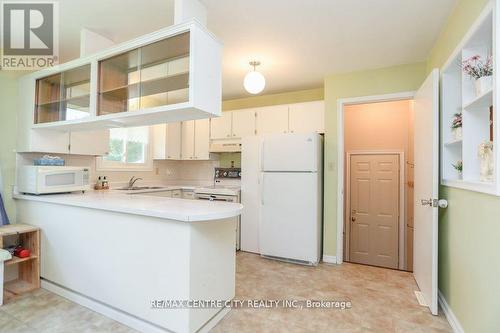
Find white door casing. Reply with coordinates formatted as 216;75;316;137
413;68;440;315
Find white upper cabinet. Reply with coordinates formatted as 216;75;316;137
256;105;289;135
69;130;110;156
232;109;257;138
289;101;325;134
210;109;257;140
153;123;182;160
194;119;210;159
210;112;232;139
181;120;195;160
19;20;222;132
180;119;210;160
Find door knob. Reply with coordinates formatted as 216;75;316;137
351;209;357;222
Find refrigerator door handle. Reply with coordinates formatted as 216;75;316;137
260;142;264;171
260;174;265;205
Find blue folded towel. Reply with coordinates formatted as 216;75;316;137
0;192;10;225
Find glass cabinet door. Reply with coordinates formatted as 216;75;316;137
34;64;91;124
97;31;190;116
98;49;140;115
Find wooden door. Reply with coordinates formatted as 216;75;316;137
232;109;256;138
256;105;289;135
349;154;400;269
210;112;232;139
288;101;325;134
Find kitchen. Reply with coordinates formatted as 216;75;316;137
1;0;493;332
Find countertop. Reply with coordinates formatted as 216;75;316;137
13;190;243;222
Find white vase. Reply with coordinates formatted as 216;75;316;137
478;142;494;182
452;127;462;141
475;76;493;96
457;172;463;180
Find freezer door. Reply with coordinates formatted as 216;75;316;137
261;133;320;172
260;172;321;263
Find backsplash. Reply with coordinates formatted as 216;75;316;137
16;153;220;187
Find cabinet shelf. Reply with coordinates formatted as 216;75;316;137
100;72;189;100
5;255;38;266
444;139;463;147
36;94;91;108
463;88;493;110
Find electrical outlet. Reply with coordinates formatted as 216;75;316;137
329;162;335;171
155;167;159;175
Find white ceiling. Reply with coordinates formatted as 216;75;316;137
57;0;456;99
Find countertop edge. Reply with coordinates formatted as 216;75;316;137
13;193;243;223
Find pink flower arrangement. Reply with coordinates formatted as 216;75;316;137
451;112;462;129
462;55;493;79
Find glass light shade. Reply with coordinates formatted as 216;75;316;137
244;70;266;94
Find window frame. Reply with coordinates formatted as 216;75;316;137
96;126;154;172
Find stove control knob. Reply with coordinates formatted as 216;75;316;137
238;172;241;177
223;172;228;177
215;170;220;177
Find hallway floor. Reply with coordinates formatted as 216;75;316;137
0;252;451;332
212;252;451;332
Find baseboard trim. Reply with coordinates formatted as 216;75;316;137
322;255;337;264
438;290;465;333
42;279;170;333
42;279;230;333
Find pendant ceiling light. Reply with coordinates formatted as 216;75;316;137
244;61;266;94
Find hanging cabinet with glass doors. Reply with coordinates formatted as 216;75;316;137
17;20;222;154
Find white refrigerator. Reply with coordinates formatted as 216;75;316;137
241;133;323;265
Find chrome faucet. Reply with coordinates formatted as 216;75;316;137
128;176;143;189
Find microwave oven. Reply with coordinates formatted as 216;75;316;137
17;166;90;195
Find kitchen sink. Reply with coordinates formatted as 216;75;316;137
116;186;166;191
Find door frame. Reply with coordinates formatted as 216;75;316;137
336;91;415;265
345;150;405;270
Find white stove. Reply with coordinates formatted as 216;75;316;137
194;168;241;249
194;185;240;196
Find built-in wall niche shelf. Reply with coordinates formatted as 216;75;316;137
463;88;493;110
23;19;221;131
441;1;500;195
444;139;463;147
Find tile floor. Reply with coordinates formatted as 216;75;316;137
212;252;452;332
0;252;452;333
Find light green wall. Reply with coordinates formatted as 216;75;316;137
427;0;499;332
322;62;427;255
0;72;22;223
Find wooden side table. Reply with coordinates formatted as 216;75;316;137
0;224;40;302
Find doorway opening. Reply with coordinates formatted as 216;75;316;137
342;98;415;271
